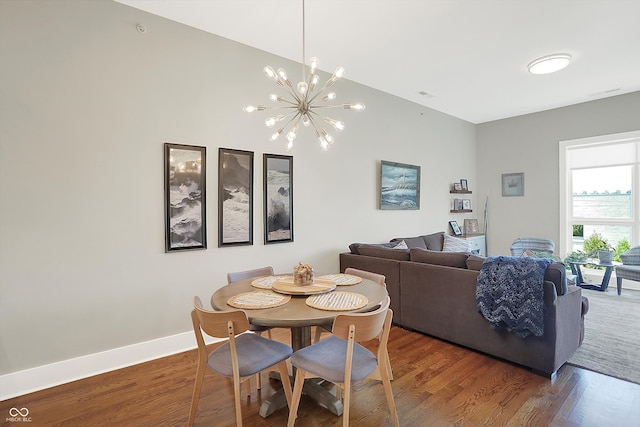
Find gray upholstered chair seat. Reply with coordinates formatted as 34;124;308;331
209;333;293;377
291;336;377;384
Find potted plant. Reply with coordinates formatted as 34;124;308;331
583;232;614;264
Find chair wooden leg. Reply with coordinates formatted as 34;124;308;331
379;355;399;427
233;375;243;427
342;380;351;427
287;368;306;427
313;326;322;343
187;365;206;427
276;360;293;405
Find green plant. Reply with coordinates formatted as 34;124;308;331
564;250;587;264
614;239;631;262
583;232;611;258
572;224;583;237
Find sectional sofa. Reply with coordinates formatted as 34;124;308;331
340;232;589;377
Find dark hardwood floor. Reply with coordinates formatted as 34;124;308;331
2;326;639;427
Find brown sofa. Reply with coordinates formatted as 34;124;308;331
340;232;589;377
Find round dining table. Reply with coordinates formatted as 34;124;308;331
210;274;388;418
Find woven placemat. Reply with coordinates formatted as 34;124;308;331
318;273;363;286
227;291;291;309
251;275;293;289
306;291;368;311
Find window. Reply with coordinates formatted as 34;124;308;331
559;131;640;257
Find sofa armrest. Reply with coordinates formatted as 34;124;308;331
550;284;585;365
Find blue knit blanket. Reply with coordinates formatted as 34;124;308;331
476;256;552;338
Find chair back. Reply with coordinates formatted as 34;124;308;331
344;268;386;287
227;266;274;284
192;296;250;339
510;238;555;256
331;296;391;342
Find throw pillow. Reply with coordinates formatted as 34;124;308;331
358;245;410;261
422;232;445;251
410;248;470;268
390;236;427;250
442;234;471;252
393;240;409;250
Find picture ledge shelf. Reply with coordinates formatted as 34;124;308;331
450;190;472;194
450;209;473;213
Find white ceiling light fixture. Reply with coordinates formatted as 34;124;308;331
242;0;365;151
528;53;572;75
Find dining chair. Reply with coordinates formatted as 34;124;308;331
287;296;399;427
227;266;275;390
188;296;293;427
313;268;387;343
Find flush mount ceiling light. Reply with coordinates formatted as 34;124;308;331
528;53;572;75
242;0;365;151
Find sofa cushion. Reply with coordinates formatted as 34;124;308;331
466;254;486;271
349;242;396;254
544;262;568;296
390;236;427;250
410;248;469;268
422;232;445;251
358;245;410;261
442;234;471;252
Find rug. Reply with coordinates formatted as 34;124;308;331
567;288;640;384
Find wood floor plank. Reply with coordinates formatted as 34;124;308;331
1;326;639;427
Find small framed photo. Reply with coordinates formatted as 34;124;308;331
449;220;462;236
502;172;524;197
453;182;462;191
462;199;471;210
460;179;468;190
464;218;479;235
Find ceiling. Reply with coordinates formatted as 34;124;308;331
116;0;640;124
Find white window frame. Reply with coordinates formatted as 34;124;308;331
559;130;640;257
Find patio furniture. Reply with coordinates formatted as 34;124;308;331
616;246;640;295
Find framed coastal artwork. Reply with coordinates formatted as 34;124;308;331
164;143;207;252
502;172;525;197
218;148;254;246
264;154;293;244
380;160;421;210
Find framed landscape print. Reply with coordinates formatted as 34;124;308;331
380;160;420;210
502;172;524;197
218;148;253;246
164;143;207;252
264;154;293;244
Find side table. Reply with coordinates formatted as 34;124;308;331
568;260;620;292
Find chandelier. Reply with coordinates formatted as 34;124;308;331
242;0;365;151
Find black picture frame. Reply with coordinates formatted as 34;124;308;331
460;179;468;190
218;148;253;247
380;160;421;210
264;154;293;244
449;220;462;236
164;143;207;252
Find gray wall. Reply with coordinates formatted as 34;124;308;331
0;0;476;373
476;92;640;256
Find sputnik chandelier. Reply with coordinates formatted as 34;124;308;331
242;0;365;151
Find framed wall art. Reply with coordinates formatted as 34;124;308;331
464;218;479;235
449;220;462;236
264;154;293;244
164;143;207;252
502;172;524;197
380;160;420;210
218;148;254;246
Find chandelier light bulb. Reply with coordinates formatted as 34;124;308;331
323;92;336;101
297;81;308;95
302;115;311;127
332;66;345;80
343;103;365;111
270;128;284;142
285;139;294;151
309;57;319;73
242;105;265;113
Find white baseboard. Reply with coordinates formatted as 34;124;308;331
0;331;222;401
